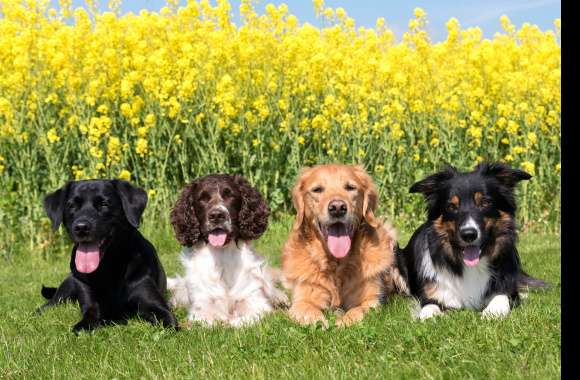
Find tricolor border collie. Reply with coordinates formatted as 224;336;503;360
396;162;547;320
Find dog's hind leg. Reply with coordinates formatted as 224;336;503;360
36;275;77;315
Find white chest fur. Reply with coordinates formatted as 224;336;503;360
168;241;277;326
420;247;492;310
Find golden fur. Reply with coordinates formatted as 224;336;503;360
281;164;397;327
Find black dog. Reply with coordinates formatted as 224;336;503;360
396;163;547;320
37;180;177;332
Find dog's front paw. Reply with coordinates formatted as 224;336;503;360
335;308;365;327
272;288;290;308
482;294;510;319
289;304;328;328
72;319;100;333
419;304;443;320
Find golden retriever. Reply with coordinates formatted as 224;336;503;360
281;164;398;327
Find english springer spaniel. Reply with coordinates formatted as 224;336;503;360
167;174;287;327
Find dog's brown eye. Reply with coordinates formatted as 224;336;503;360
447;203;458;213
345;183;357;191
311;186;323;193
222;188;232;198
199;192;210;202
479;199;491;209
94;198;109;210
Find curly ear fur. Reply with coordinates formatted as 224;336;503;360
352;166;380;228
233;174;270;240
170;182;201;247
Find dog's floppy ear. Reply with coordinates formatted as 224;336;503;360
170;181;201;247
477;162;532;188
233;174;270;240
43;182;73;232
353;166;380;228
112;180;148;228
291;168;310;232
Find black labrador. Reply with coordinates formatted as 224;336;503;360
37;179;177;332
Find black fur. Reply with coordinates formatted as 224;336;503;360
398;162;547;313
37;180;177;333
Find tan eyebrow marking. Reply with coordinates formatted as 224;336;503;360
474;192;483;206
450;195;460;206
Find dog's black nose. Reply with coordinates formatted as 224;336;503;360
73;221;91;236
208;209;227;223
328;200;347;218
460;227;479;243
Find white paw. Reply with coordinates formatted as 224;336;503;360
166;277;177;290
189;313;217;327
482;294;510;319
419;304;443;320
229;314;260;328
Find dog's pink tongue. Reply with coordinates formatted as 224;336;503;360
327;224;351;259
463;246;481;266
75;243;100;273
208;232;227;247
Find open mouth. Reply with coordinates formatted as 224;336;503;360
320;222;354;259
208;228;229;248
463;246;481;267
74;240;105;274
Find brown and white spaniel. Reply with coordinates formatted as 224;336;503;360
281;164;400;327
167;174;287;327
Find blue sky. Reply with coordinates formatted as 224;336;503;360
53;1;561;42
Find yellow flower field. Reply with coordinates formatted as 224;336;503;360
0;0;560;253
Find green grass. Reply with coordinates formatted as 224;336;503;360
0;217;560;379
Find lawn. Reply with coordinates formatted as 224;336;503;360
0;217;560;379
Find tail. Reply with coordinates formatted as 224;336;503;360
393;243;410;295
517;270;549;291
41;286;57;299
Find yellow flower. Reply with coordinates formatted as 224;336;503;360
521;161;535;176
148;189;156;198
555;163;561;174
47;128;60;143
119;169;131;181
375;164;385;173
71;165;85;180
97;104;109;115
527;132;537;146
414;8;426;19
120;103;132;118
136;138;149;158
297;136;305;145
